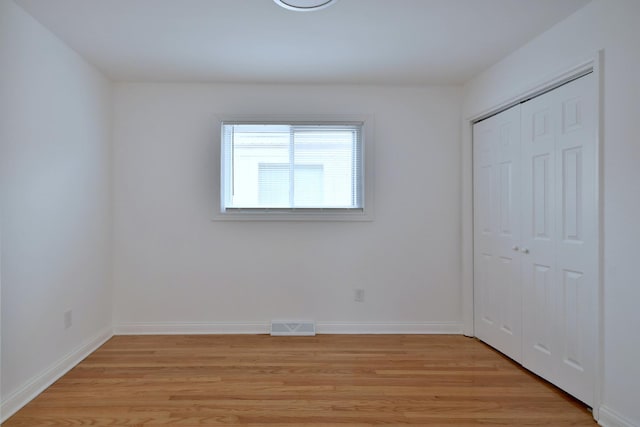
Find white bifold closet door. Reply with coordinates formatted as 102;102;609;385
473;73;597;406
520;74;597;405
473;104;523;363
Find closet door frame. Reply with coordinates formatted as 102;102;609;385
462;51;604;420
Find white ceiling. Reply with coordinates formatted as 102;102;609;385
15;0;590;85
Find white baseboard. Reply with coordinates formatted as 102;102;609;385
114;321;270;335
599;405;638;427
114;321;463;335
1;326;113;423
316;321;462;334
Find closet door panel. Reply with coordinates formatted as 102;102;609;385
476;184;496;335
554;75;597;405
474;120;497;342
473;105;522;362
521;92;558;380
521;74;596;406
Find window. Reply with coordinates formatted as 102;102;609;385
218;119;372;220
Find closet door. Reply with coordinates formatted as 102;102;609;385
473;105;522;363
521;73;597;405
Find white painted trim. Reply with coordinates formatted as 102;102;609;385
0;327;113;423
461;52;603;419
316;321;462;334
114;321;270;335
598;405;639;427
581;56;604;418
211;113;375;222
461;116;474;337
593;48;605;422
114;321;462;335
466;56;596;123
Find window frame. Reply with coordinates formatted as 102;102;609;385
213;115;374;221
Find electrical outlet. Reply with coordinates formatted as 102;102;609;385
64;310;72;329
354;289;365;302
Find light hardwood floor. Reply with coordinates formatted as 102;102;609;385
3;335;596;426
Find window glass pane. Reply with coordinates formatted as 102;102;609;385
231;125;289;208
293;128;355;208
258;164;290;207
222;122;362;210
293;164;324;207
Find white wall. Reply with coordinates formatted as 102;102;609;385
0;0;113;418
113;83;462;333
463;1;640;425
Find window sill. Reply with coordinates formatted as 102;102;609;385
212;208;374;222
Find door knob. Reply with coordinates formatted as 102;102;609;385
520;248;530;254
512;246;519;251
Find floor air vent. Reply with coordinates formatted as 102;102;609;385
270;320;316;336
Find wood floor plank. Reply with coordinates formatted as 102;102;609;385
2;335;596;426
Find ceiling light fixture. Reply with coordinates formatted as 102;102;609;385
274;0;337;12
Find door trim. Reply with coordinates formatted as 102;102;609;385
462;50;603;420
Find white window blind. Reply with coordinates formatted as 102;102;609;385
221;123;363;212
